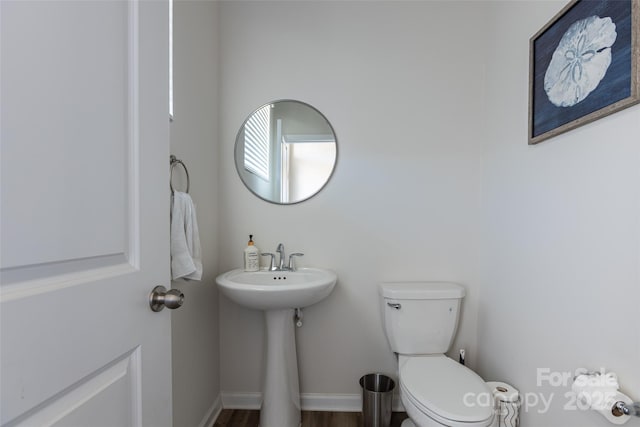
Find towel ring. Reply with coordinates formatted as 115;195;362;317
170;155;190;194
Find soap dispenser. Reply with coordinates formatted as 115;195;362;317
243;235;260;272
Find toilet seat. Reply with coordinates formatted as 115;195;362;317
399;355;494;427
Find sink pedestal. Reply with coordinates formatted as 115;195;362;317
261;308;300;427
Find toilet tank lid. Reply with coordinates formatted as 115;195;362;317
379;282;465;299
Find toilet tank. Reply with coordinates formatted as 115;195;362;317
379;282;465;355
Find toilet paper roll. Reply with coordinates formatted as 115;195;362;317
572;373;619;397
599;391;633;425
487;381;520;427
573;372;619;387
572;372;632;424
487;381;520;403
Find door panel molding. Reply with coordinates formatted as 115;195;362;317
6;347;142;427
1;0;142;273
0;260;135;303
1;0;142;295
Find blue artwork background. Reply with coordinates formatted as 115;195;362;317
532;0;632;138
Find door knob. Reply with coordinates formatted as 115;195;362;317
149;285;184;312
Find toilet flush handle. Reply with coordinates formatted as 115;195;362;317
387;302;401;310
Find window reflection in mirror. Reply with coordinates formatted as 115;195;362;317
234;100;337;204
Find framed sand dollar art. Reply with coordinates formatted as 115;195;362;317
529;0;639;145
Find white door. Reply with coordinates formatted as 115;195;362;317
1;1;173;426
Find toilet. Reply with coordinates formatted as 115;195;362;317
379;282;494;427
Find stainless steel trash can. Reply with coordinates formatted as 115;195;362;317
359;373;395;427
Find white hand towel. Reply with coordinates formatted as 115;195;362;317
171;191;202;281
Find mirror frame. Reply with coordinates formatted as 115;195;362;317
234;99;338;205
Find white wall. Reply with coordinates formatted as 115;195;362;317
218;0;487;402
215;2;640;424
170;1;221;426
478;2;640;426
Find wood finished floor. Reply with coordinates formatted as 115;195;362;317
214;409;408;427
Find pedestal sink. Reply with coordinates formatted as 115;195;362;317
216;268;337;427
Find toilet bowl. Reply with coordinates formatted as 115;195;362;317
379;282;494;427
398;355;493;427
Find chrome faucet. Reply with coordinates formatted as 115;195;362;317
288;253;304;271
276;243;286;270
262;243;304;271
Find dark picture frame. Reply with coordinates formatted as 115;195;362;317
529;0;639;145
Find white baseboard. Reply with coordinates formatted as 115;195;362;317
198;394;223;427
301;393;361;412
221;391;262;410
220;391;405;413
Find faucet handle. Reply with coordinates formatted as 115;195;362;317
288;253;304;271
261;253;276;271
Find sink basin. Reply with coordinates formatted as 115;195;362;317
216;267;337;310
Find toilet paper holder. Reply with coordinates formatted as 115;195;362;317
613;401;640;418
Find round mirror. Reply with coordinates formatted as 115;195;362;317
234;100;338;204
